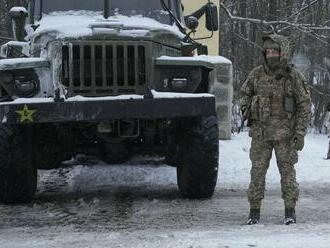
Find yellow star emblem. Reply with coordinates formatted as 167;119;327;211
15;105;37;123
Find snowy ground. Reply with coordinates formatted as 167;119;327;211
1;132;330;248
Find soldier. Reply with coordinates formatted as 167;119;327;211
240;34;311;225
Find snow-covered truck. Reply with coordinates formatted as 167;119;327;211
0;0;230;203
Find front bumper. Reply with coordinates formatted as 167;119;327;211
0;96;216;124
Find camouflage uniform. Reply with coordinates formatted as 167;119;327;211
240;34;311;210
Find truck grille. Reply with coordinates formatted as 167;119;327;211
61;41;150;96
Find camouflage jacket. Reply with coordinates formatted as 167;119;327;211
240;34;311;140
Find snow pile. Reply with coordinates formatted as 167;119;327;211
37;156;177;195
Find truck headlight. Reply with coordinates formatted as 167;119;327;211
14;78;39;97
155;66;203;93
0;69;40;98
171;78;188;89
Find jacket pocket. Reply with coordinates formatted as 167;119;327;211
248;126;262;139
250;96;270;122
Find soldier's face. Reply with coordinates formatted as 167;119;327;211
263;40;281;67
265;48;280;58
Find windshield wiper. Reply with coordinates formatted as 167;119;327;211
160;0;186;34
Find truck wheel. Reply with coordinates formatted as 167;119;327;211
177;116;219;199
0;126;37;204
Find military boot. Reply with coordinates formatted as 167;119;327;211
284;208;296;225
247;208;260;225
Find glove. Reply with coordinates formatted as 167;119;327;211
292;134;305;151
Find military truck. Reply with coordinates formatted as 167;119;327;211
0;0;230;203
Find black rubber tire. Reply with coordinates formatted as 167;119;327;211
177;116;219;199
0;126;37;204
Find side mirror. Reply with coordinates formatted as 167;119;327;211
9;7;28;41
185;16;199;32
205;3;219;31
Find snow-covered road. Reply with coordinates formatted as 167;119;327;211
1;132;330;248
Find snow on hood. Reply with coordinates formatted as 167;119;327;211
32;12;184;40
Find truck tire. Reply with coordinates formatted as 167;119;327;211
177;116;219;199
0;126;37;204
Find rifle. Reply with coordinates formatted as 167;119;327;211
238;105;251;134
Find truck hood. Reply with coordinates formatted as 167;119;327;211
30;12;184;41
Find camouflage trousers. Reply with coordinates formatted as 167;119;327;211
248;138;299;209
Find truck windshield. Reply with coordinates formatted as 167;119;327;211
36;0;179;25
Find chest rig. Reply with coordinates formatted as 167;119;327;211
250;67;295;123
